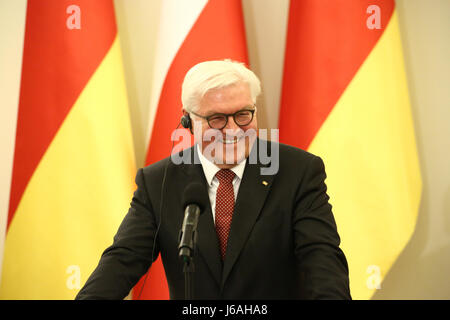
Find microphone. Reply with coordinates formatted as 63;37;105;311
178;182;205;261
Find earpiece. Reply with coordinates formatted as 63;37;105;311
180;114;193;134
180;114;191;129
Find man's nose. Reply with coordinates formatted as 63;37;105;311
223;115;239;131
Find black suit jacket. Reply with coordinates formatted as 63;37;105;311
76;140;351;299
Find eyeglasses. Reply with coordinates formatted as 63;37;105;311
190;107;256;130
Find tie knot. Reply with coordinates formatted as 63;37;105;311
215;169;235;184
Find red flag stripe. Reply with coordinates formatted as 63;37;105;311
8;0;117;228
279;0;394;149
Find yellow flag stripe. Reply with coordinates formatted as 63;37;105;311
0;36;136;299
308;10;422;300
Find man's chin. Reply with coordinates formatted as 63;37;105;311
223;152;247;166
200;135;256;167
203;147;247;168
208;152;246;168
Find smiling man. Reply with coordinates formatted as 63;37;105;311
181;60;259;168
76;60;351;300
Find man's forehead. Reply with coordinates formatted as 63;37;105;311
202;81;246;96
198;84;253;113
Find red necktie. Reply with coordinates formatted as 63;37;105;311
215;169;236;260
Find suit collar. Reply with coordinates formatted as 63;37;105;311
196;143;247;186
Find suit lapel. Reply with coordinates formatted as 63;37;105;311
179;147;222;287
221;142;275;289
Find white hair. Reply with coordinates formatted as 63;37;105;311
181;59;261;113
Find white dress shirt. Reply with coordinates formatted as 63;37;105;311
196;144;246;224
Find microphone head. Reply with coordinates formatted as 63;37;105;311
182;182;206;211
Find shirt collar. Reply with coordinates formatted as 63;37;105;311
196;144;247;186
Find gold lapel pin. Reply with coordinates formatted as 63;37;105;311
262;181;268;186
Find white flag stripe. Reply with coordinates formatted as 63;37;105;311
146;0;208;145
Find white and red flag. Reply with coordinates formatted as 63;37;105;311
134;0;249;299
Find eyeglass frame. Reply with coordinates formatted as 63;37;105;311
189;106;256;130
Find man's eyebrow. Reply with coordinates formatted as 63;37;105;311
205;106;255;117
204;111;223;117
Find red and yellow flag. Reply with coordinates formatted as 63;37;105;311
135;0;249;299
279;0;422;299
0;0;135;299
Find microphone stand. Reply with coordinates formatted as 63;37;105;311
182;251;195;300
178;207;199;300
